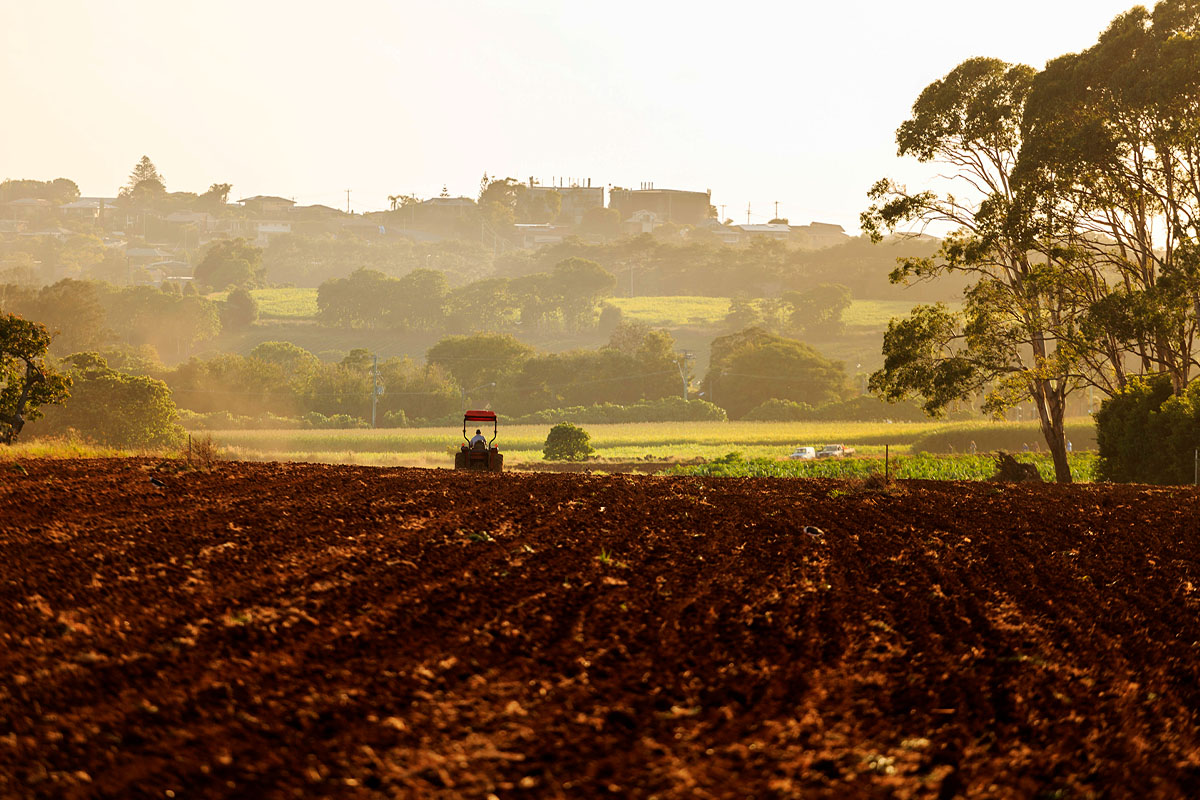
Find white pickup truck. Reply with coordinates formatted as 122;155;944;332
816;444;856;459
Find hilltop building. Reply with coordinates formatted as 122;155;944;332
524;179;604;225
791;221;849;248
609;185;712;227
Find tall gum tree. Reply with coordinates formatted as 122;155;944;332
862;57;1082;483
1018;0;1200;395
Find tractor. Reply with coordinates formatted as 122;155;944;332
454;410;503;472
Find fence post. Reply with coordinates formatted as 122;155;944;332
188;434;192;467
885;444;890;481
1194;448;1197;487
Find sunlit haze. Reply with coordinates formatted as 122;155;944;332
3;0;1141;230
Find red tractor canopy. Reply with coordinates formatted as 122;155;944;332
463;410;498;444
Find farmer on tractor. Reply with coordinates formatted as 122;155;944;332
455;410;503;472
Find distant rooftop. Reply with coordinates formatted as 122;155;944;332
237;195;294;205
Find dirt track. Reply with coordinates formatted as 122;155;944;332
3;458;1200;798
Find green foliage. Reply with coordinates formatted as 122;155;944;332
503;335;681;415
744;396;936;423
248;341;319;379
194;238;264;291
543;422;594;461
125;156;165;193
911;420;1097;455
782;283;852;337
222;287;259;330
496;233;951;302
100;286;221;361
301;411;369;429
165;346;459;426
426;332;534;388
667;452;1098;482
705;327;847;419
0;178;79;204
245;288;319;319
870;303;977;416
316;267;448;330
581;207;621;237
511;397;725;425
264;234;491;287
724;294;762;330
742;399;814;421
34;353;183;449
0;314;71;444
1017;1;1200;396
6;279;108;355
1094;374;1197;484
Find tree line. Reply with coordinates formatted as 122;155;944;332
315;257;618;333
1;305;860;446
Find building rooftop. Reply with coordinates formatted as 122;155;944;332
237;195;295;205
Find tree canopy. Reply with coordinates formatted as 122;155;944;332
0;314;71;444
703;327;848;419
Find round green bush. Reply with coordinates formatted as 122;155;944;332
543;422;595;461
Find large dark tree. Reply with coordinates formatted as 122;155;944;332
194;239;264;291
0;314;71;444
703;327;847;419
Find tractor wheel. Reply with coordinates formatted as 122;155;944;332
454;451;467;470
490;453;504;473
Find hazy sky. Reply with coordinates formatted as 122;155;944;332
2;1;1139;231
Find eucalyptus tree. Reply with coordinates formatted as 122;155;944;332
862;57;1083;482
1018;0;1200;394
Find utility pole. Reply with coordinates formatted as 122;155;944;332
675;350;695;401
719;203;726;221
371;355;382;428
345;189;352;214
747;202;751;225
774;200;779;220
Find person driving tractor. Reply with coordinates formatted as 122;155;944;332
456;411;503;472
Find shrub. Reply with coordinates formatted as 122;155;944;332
302;411;368;429
382;409;409;428
543;422;595;461
1096;374;1200;484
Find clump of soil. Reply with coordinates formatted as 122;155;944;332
991;451;1043;482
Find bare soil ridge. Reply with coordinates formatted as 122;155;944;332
2;459;1199;798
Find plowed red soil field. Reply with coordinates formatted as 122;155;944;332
3;459;1200;799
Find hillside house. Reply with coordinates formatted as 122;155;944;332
238;195;295;217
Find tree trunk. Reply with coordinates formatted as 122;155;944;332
0;361;42;445
1033;383;1071;483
